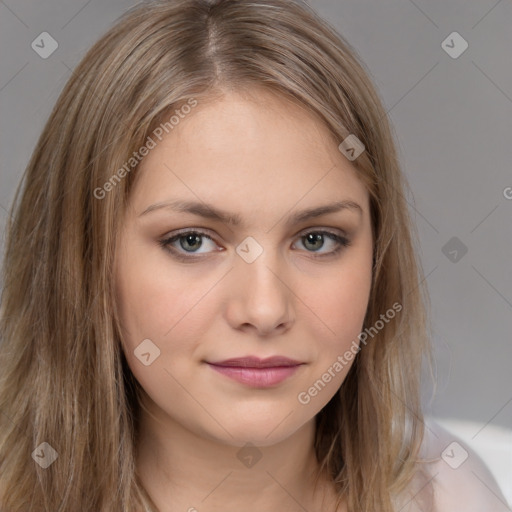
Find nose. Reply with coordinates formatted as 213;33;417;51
224;244;295;337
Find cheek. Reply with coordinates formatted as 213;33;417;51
115;244;222;376
309;256;372;337
115;246;190;350
294;262;371;409
299;254;372;395
114;254;208;399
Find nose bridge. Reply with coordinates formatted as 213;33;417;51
236;234;286;293
229;234;294;333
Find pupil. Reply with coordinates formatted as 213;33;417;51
305;233;323;251
182;234;202;251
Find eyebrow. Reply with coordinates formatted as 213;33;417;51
138;198;363;227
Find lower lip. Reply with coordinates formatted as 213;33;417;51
207;364;302;387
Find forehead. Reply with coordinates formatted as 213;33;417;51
168;88;338;159
130;88;369;220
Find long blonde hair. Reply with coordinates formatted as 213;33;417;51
0;1;431;510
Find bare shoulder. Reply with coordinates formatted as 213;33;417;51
407;418;512;512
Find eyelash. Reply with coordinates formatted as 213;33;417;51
158;228;351;262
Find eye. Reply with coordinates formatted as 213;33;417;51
292;230;351;258
158;228;351;262
159;229;219;261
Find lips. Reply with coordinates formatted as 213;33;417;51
208;356;302;368
206;356;304;387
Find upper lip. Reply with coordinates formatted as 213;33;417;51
207;356;303;368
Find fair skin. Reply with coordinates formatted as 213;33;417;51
115;87;374;512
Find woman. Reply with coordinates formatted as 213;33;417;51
0;0;508;511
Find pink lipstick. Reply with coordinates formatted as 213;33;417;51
206;356;304;388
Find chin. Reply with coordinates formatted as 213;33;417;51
204;412;311;448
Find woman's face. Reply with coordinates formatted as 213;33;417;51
115;88;373;447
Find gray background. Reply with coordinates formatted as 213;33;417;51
1;0;511;433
